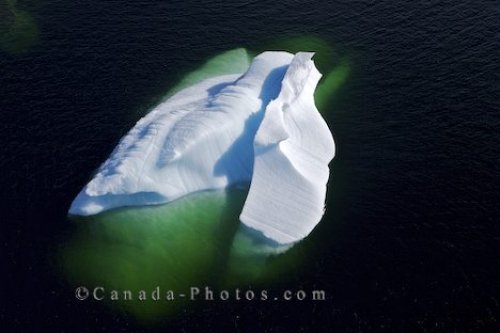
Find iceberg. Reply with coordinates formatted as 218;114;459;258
69;51;335;245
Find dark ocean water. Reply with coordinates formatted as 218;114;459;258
1;0;499;331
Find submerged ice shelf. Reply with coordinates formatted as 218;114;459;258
69;51;335;245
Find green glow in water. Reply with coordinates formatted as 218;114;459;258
63;189;304;321
165;48;251;97
315;60;350;112
0;0;39;54
251;35;336;73
61;38;348;321
63;190;241;320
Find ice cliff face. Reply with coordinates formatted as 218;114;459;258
69;51;335;245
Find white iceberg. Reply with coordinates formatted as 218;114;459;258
69;51;335;245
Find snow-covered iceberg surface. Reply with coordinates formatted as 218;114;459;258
69;51;335;245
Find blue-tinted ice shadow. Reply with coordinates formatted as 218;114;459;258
213;65;288;183
206;80;235;97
